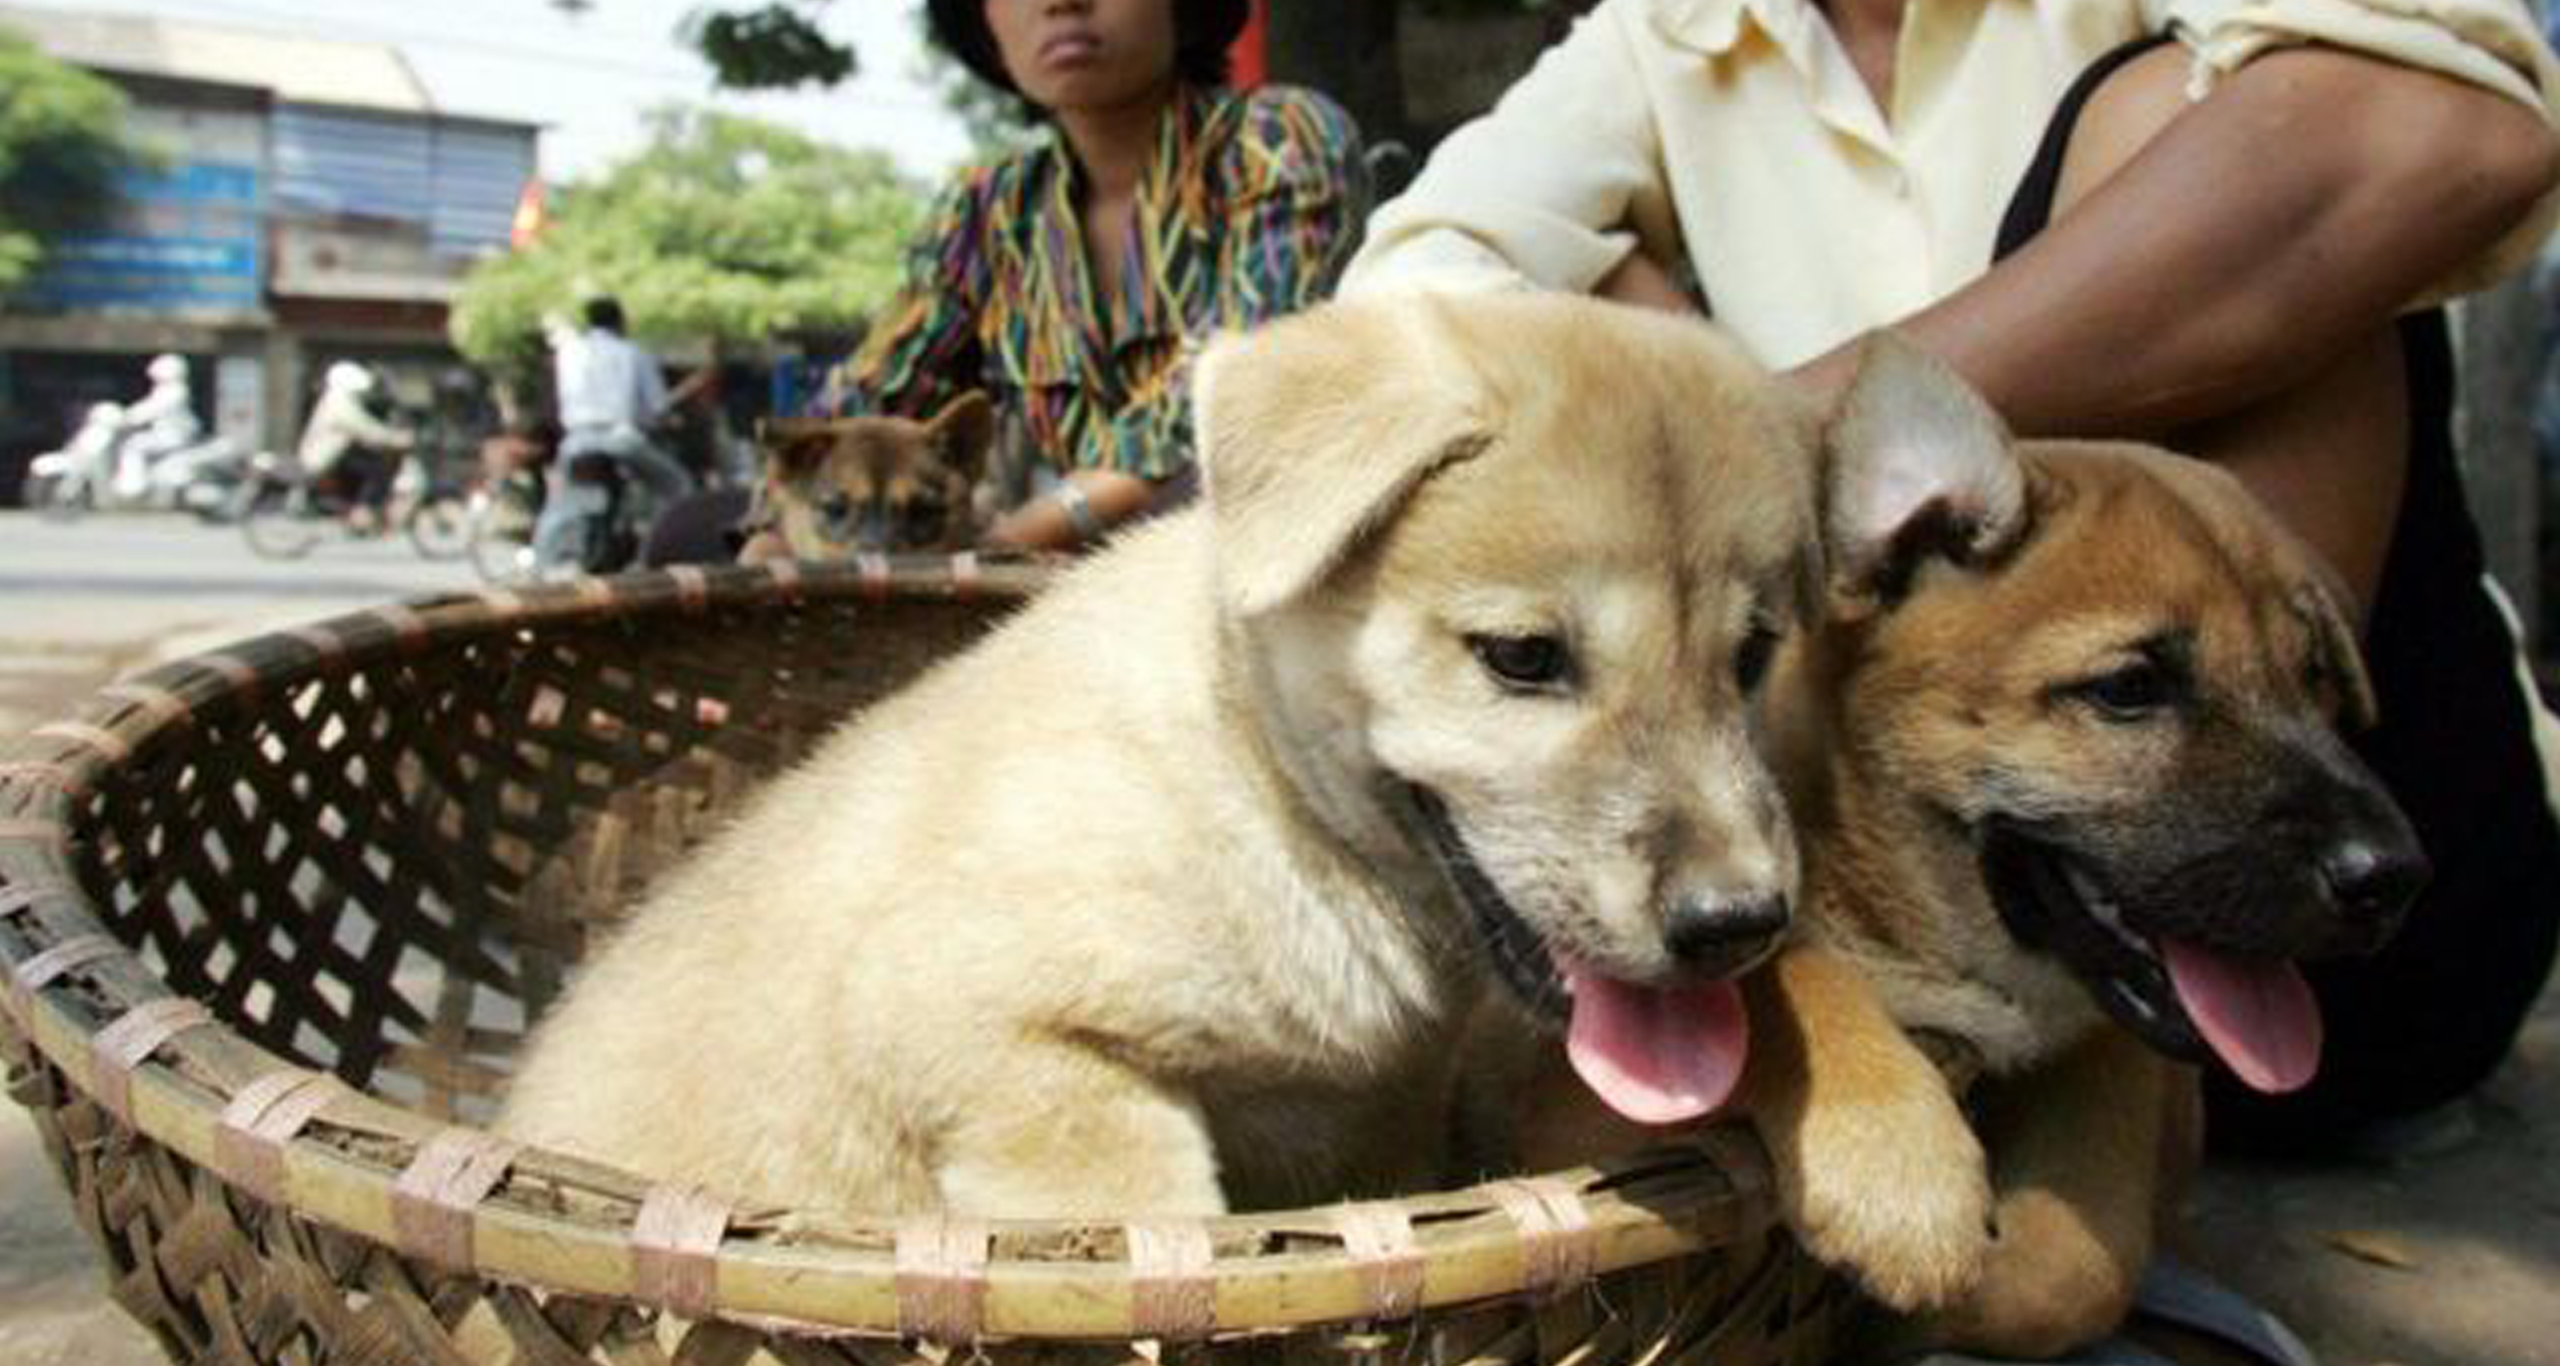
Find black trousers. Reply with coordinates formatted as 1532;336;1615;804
1997;38;2560;1154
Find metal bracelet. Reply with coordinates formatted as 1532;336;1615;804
1055;482;1105;543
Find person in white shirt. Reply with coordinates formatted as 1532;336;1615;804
535;296;695;566
1348;5;2560;1358
297;361;414;529
113;353;204;499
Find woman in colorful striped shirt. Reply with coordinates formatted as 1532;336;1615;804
824;0;1367;552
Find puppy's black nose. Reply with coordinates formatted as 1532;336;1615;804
1664;892;1790;975
2319;837;2429;931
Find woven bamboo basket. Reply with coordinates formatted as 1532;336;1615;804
0;558;1860;1366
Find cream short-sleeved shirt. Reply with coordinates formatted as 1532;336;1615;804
1343;0;2560;369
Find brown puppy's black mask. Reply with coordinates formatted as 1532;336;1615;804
761;390;995;555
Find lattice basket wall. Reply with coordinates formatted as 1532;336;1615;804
0;559;1858;1366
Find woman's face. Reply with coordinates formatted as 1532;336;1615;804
983;0;1178;116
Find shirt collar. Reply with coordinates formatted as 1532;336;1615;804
1649;0;1896;152
1040;82;1220;208
1649;0;1758;55
1031;85;1226;359
1655;0;1850;57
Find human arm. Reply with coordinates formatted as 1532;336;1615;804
1341;5;1665;298
1789;45;2556;611
980;469;1158;551
738;527;793;565
2164;0;2560;294
330;392;416;451
127;382;190;430
1595;249;1702;315
635;350;672;424
1789;48;2557;437
666;365;717;411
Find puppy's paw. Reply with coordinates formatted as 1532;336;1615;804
1915;1189;2143;1359
1778;1086;1990;1311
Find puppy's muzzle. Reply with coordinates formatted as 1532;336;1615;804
2250;755;2429;957
1664;892;1789;978
2311;817;2430;955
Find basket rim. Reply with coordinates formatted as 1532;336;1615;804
0;556;1783;1341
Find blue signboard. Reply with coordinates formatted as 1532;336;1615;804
21;160;263;309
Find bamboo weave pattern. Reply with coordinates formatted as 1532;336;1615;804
0;560;1856;1365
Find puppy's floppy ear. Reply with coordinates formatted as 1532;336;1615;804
760;418;839;485
1823;331;2027;606
1198;300;1492;616
2296;574;2379;730
925;390;995;482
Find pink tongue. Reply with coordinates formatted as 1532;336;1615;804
2160;939;2322;1094
1562;964;1749;1124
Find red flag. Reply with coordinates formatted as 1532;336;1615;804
510;178;548;249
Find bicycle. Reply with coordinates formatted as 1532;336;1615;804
237;451;442;560
393;452;474;561
463;467;547;583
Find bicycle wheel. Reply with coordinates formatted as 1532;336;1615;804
465;487;539;584
240;478;327;560
405;492;472;560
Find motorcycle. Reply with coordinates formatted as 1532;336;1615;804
132;430;250;520
23;403;126;519
465;427;695;583
467;447;643;583
25;404;249;521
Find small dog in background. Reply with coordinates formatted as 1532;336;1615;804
633;392;998;568
758;390;996;558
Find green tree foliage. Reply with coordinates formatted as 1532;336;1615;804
668;2;1024;153
449;107;924;368
664;0;1559;93
684;2;855;89
0;27;135;297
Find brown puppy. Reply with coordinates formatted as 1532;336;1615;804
759;390;995;557
1497;346;2426;1355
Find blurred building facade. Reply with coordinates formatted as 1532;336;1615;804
0;3;537;497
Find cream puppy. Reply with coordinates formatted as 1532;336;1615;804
498;294;2016;1218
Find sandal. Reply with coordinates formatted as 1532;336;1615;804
1902;1256;2317;1366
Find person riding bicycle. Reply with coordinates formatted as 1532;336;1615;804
297;361;415;532
534;296;694;569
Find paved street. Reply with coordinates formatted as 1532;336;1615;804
1;509;479;1366
0;509;480;730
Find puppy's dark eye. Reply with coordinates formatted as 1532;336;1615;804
820;492;855;523
1735;623;1782;693
2066;660;2178;721
1467;633;1574;693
